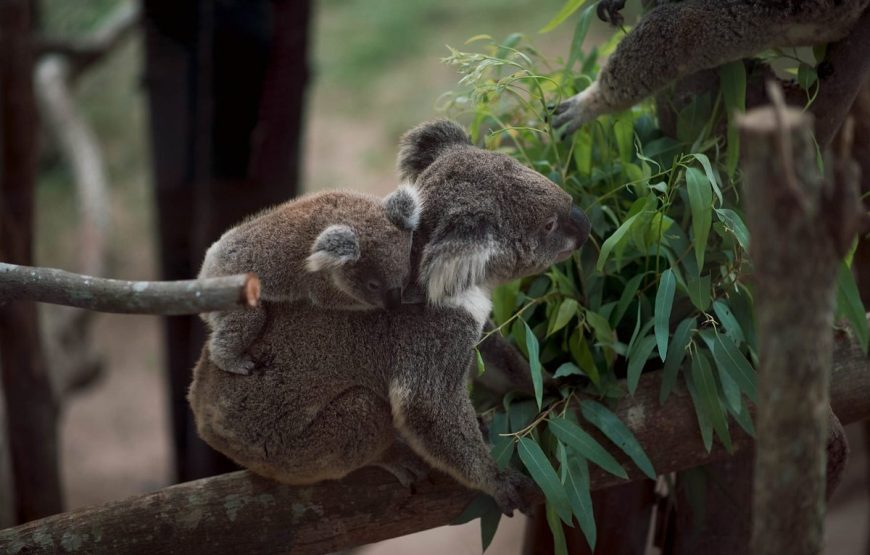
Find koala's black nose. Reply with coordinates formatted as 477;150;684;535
569;206;591;246
384;287;402;309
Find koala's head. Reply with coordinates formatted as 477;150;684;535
305;186;421;309
398;120;590;304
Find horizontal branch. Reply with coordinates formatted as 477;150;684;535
1;329;868;554
36;1;140;79
0;263;260;315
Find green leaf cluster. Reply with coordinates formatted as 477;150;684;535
441;11;867;553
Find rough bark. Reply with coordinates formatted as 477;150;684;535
0;0;64;523
811;7;870;148
741;91;862;555
1;340;869;554
0;263;260;315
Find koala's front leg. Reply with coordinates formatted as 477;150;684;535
389;379;538;515
206;306;267;375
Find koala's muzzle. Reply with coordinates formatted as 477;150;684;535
566;206;591;247
383;287;403;309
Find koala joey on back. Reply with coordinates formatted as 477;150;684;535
551;0;870;136
198;187;421;375
188;120;591;515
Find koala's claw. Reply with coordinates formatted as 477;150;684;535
491;469;539;516
212;350;256;376
374;458;431;489
551;82;608;140
596;0;626;26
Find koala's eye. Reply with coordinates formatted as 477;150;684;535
543;217;558;233
367;280;382;291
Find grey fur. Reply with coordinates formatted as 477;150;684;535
397;119;472;182
552;0;870;135
383;185;422;231
306;225;360;271
198;188;419;375
189;120;591;515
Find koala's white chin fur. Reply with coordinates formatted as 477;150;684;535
424;243;495;305
441;286;492;329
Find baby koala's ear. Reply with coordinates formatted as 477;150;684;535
305;224;360;272
384;184;422;231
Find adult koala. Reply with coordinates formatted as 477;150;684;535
188;120;590;515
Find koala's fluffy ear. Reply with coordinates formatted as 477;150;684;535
383;185;422;231
419;212;496;304
305;224;360;272
397;119;471;182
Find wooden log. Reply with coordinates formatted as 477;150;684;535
742;87;863;555
1;334;868;554
0;263;260;315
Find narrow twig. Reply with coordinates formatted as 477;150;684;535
0;263;260;315
36;1;140;81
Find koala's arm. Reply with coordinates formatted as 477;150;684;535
205;306;267;375
553;0;870;134
389;375;537;515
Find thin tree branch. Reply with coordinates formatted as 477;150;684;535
1;333;868;554
36;1;140;81
0;263;260;315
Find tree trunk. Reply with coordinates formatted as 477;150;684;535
0;0;64;522
741;93;861;555
143;0;311;483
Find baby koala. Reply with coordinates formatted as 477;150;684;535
199;186;421;375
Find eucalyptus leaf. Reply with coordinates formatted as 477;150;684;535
711;333;757;403
546;504;570;555
654;269;676;360
549;417;628;479
481;505;502;553
549;298;579;336
719;61;746;176
524;321;544;409
596;213;640;271
660;317;695;404
691;350;732;452
836;262;869;354
627;335;657;395
554;362;584;379
686;167;712;269
540;0;589;33
518;437;574;524
564;457;596;549
579;400;656;480
714;208;750;250
712;299;745;346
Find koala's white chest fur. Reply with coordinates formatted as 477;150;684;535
441;286;492;330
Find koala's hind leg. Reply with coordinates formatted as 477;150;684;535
372;439;431;489
207;307;267;375
389;380;539;515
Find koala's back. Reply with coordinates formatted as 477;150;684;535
200;190;392;300
188;301;479;484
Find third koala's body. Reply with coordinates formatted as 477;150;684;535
199;187;420;375
552;0;870;134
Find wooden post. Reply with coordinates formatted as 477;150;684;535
0;0;64;522
741;88;862;554
143;0;312;482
